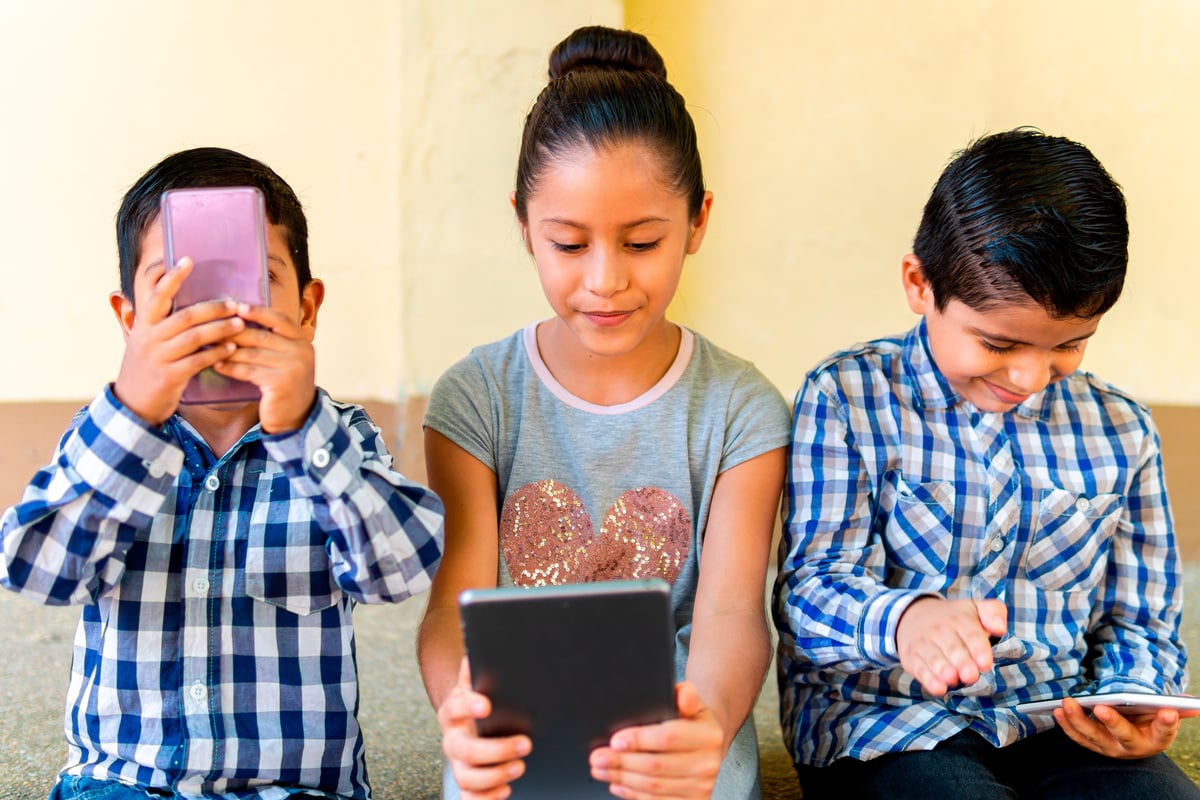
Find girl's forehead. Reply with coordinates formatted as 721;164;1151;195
528;143;681;213
547;140;665;174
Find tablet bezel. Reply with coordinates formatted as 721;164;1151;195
458;579;678;797
1015;692;1200;716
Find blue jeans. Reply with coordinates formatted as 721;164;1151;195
796;728;1200;800
49;777;170;800
49;776;339;800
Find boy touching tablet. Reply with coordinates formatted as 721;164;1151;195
774;129;1198;799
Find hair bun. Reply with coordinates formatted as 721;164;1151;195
548;26;667;81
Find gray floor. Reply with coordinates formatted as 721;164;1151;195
3;572;1199;800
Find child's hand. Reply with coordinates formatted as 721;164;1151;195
114;259;245;426
1054;697;1198;759
896;597;1008;696
213;303;317;434
588;681;723;799
437;658;531;800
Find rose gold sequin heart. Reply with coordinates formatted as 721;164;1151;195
500;480;692;587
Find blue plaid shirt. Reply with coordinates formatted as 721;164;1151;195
773;321;1187;768
1;387;444;799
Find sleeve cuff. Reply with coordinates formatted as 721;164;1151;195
261;389;362;498
860;589;941;664
60;387;182;516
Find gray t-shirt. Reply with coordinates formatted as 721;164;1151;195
425;323;791;799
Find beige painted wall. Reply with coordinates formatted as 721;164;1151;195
2;1;1198;410
0;0;619;405
397;0;623;398
627;0;1200;406
2;2;402;401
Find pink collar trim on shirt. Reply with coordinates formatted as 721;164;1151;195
522;322;694;415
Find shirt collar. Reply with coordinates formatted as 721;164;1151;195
168;414;264;470
901;318;1054;421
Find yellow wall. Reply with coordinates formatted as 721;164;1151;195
3;1;1198;408
627;0;1200;405
0;0;620;404
3;2;399;400
398;1;623;397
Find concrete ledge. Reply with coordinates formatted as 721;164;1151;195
4;571;1200;799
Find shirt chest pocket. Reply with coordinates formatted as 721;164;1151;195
1023;489;1124;590
878;472;955;577
245;470;342;616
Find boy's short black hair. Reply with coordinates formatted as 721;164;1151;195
116;147;310;300
912;128;1128;319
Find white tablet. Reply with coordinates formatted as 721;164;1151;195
1015;692;1200;716
459;579;677;799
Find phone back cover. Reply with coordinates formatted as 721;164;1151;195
459;580;677;799
161;186;269;404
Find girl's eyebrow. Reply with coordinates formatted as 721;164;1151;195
541;215;672;230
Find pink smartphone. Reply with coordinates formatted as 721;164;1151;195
160;186;269;405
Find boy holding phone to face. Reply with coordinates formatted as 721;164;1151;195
0;147;445;800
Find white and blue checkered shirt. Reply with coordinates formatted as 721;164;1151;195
1;387;444;799
773;321;1187;768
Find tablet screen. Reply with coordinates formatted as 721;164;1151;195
459;579;677;798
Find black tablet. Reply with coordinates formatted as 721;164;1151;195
459;579;677;799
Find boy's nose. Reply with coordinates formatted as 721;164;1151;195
1007;352;1055;394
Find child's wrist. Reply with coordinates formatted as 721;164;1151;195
110;381;170;428
260;391;318;436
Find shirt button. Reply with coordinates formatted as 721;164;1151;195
990;538;1005;552
204;474;220;492
312;448;331;469
189;682;208;701
143;459;166;479
193;577;210;595
1075;498;1090;512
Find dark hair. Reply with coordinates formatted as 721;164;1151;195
912;128;1128;319
116;147;310;300
514;26;704;221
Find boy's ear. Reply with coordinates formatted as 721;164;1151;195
511;191;532;254
299;278;325;341
901;254;934;315
109;291;136;340
685;191;715;255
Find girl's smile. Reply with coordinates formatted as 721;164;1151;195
580;309;636;326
